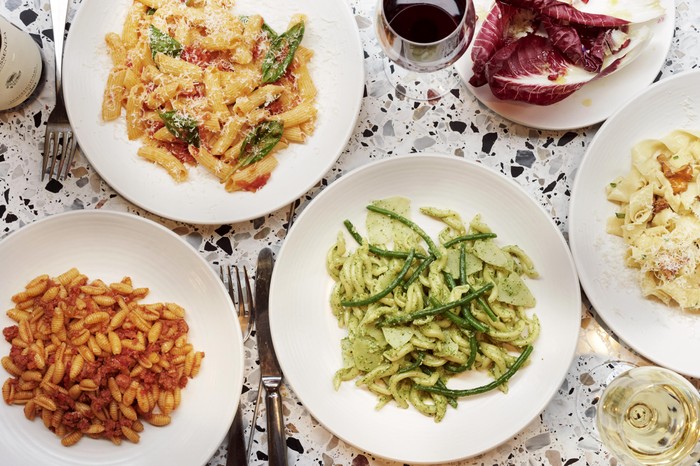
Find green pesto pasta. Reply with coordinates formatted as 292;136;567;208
326;197;540;422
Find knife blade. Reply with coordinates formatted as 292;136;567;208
254;247;287;466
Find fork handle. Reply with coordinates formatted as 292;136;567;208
263;378;287;466
49;0;69;93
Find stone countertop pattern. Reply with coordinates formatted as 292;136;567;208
0;0;699;465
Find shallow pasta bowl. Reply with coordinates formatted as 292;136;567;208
269;154;581;463
0;210;243;465
62;0;363;225
569;69;700;378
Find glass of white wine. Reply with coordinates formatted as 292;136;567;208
580;363;700;465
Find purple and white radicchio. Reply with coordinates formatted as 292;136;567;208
469;0;665;105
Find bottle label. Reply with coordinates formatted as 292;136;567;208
0;17;42;111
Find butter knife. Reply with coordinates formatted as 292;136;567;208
254;248;287;466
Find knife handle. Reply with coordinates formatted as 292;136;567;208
225;405;247;466
263;380;287;466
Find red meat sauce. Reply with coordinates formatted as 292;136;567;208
237;173;272;192
9;346;32;371
3;325;18;342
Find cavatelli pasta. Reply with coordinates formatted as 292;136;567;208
1;269;204;446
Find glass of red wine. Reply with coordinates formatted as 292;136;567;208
375;0;476;101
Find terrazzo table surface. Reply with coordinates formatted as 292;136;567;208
1;0;699;465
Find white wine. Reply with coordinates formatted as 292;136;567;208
597;366;700;466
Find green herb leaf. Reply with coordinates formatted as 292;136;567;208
261;21;304;84
615;212;626;219
146;7;156;15
238;120;284;167
158;111;200;148
149;25;183;60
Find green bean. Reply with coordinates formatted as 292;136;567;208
420;367;457;408
343;219;363;244
434;379;458;408
443;271;456;289
444;333;478;373
416;345;533;397
380;283;493;326
442;269;488;333
340;250;416;307
457;243;494;326
343;220;429;260
398;352;425;374
443;232;497;248
366;205;441;258
429;297;488;333
459;243;468;285
370;247;429;260
403;255;434;289
478;297;498;321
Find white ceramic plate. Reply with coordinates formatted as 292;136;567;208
569;70;700;378
270;154;581;463
0;211;243;466
455;0;675;130
63;0;363;225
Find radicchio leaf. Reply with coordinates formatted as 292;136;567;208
469;1;519;87
499;0;663;27
483;24;651;105
541;16;609;73
484;34;590;105
563;0;665;24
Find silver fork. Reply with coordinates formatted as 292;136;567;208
42;0;77;181
220;264;255;465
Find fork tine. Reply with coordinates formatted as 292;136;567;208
234;265;245;319
56;131;75;180
47;131;65;180
42;132;54;181
61;134;77;179
224;265;238;313
242;266;254;338
54;132;68;180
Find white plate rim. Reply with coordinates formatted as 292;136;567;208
62;0;364;225
270;153;582;463
569;69;700;378
455;0;676;131
0;210;244;466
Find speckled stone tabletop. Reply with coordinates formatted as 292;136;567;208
1;0;699;465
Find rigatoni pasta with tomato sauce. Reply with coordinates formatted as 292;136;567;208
102;0;317;192
1;268;204;446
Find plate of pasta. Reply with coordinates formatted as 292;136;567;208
569;69;700;378
62;0;363;224
269;154;581;463
0;211;243;465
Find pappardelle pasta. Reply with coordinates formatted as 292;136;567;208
102;0;316;192
607;129;700;310
326;198;539;422
1;269;204;446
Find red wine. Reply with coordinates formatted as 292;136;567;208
384;0;466;44
376;0;475;73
